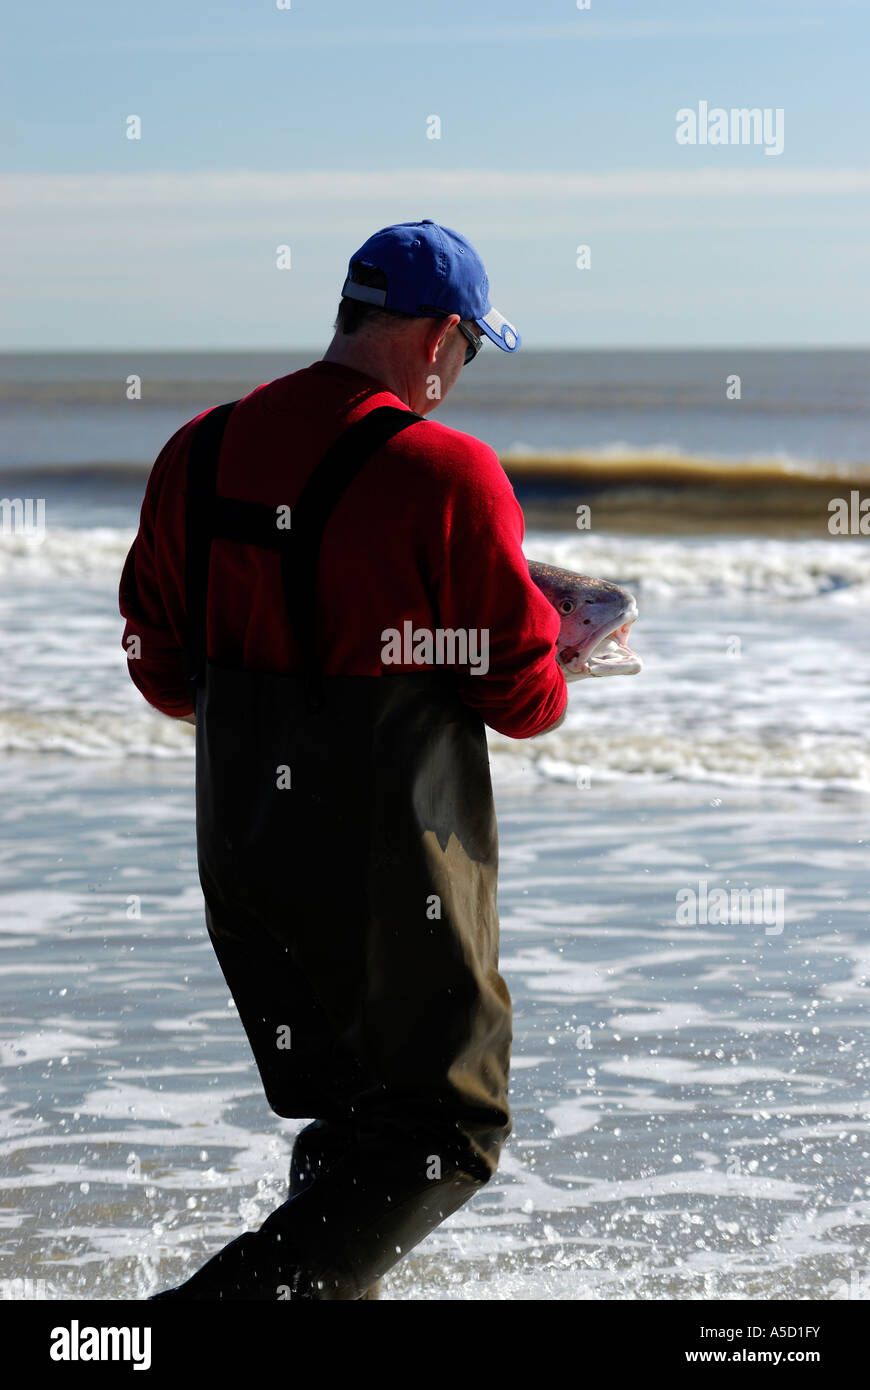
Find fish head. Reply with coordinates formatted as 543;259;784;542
528;560;642;679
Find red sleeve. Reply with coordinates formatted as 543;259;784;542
432;447;568;740
119;417;201;718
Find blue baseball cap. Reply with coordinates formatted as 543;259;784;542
340;219;521;353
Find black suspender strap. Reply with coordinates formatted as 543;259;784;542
279;405;424;683
183;400;425;694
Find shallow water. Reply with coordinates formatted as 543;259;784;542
1;766;867;1300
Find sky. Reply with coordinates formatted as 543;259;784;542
3;0;869;349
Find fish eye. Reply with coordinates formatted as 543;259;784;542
558;599;575;614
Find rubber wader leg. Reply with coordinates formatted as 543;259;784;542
288;1120;381;1300
149;1126;491;1300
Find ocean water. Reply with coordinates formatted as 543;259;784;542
0;351;868;1299
1;768;868;1300
3;348;870;466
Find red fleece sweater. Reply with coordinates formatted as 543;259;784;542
119;360;567;740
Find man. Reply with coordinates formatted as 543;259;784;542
120;219;567;1300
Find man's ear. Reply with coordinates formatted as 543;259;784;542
425;313;459;363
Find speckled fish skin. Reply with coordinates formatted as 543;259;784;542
527;559;641;681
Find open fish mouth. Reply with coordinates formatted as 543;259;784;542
527;560;642;682
558;608;642;679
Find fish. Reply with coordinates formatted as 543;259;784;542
528;560;642;681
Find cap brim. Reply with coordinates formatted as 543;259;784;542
475;306;521;352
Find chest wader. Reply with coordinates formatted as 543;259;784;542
159;401;514;1300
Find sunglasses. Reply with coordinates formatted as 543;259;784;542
456;321;484;365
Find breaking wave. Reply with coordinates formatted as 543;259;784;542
1;705;868;792
1;525;868;599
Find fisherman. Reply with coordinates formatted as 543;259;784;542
120;219;568;1300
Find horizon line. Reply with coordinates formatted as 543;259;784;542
4;343;870;355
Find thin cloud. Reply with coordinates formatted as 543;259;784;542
4;167;870;212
